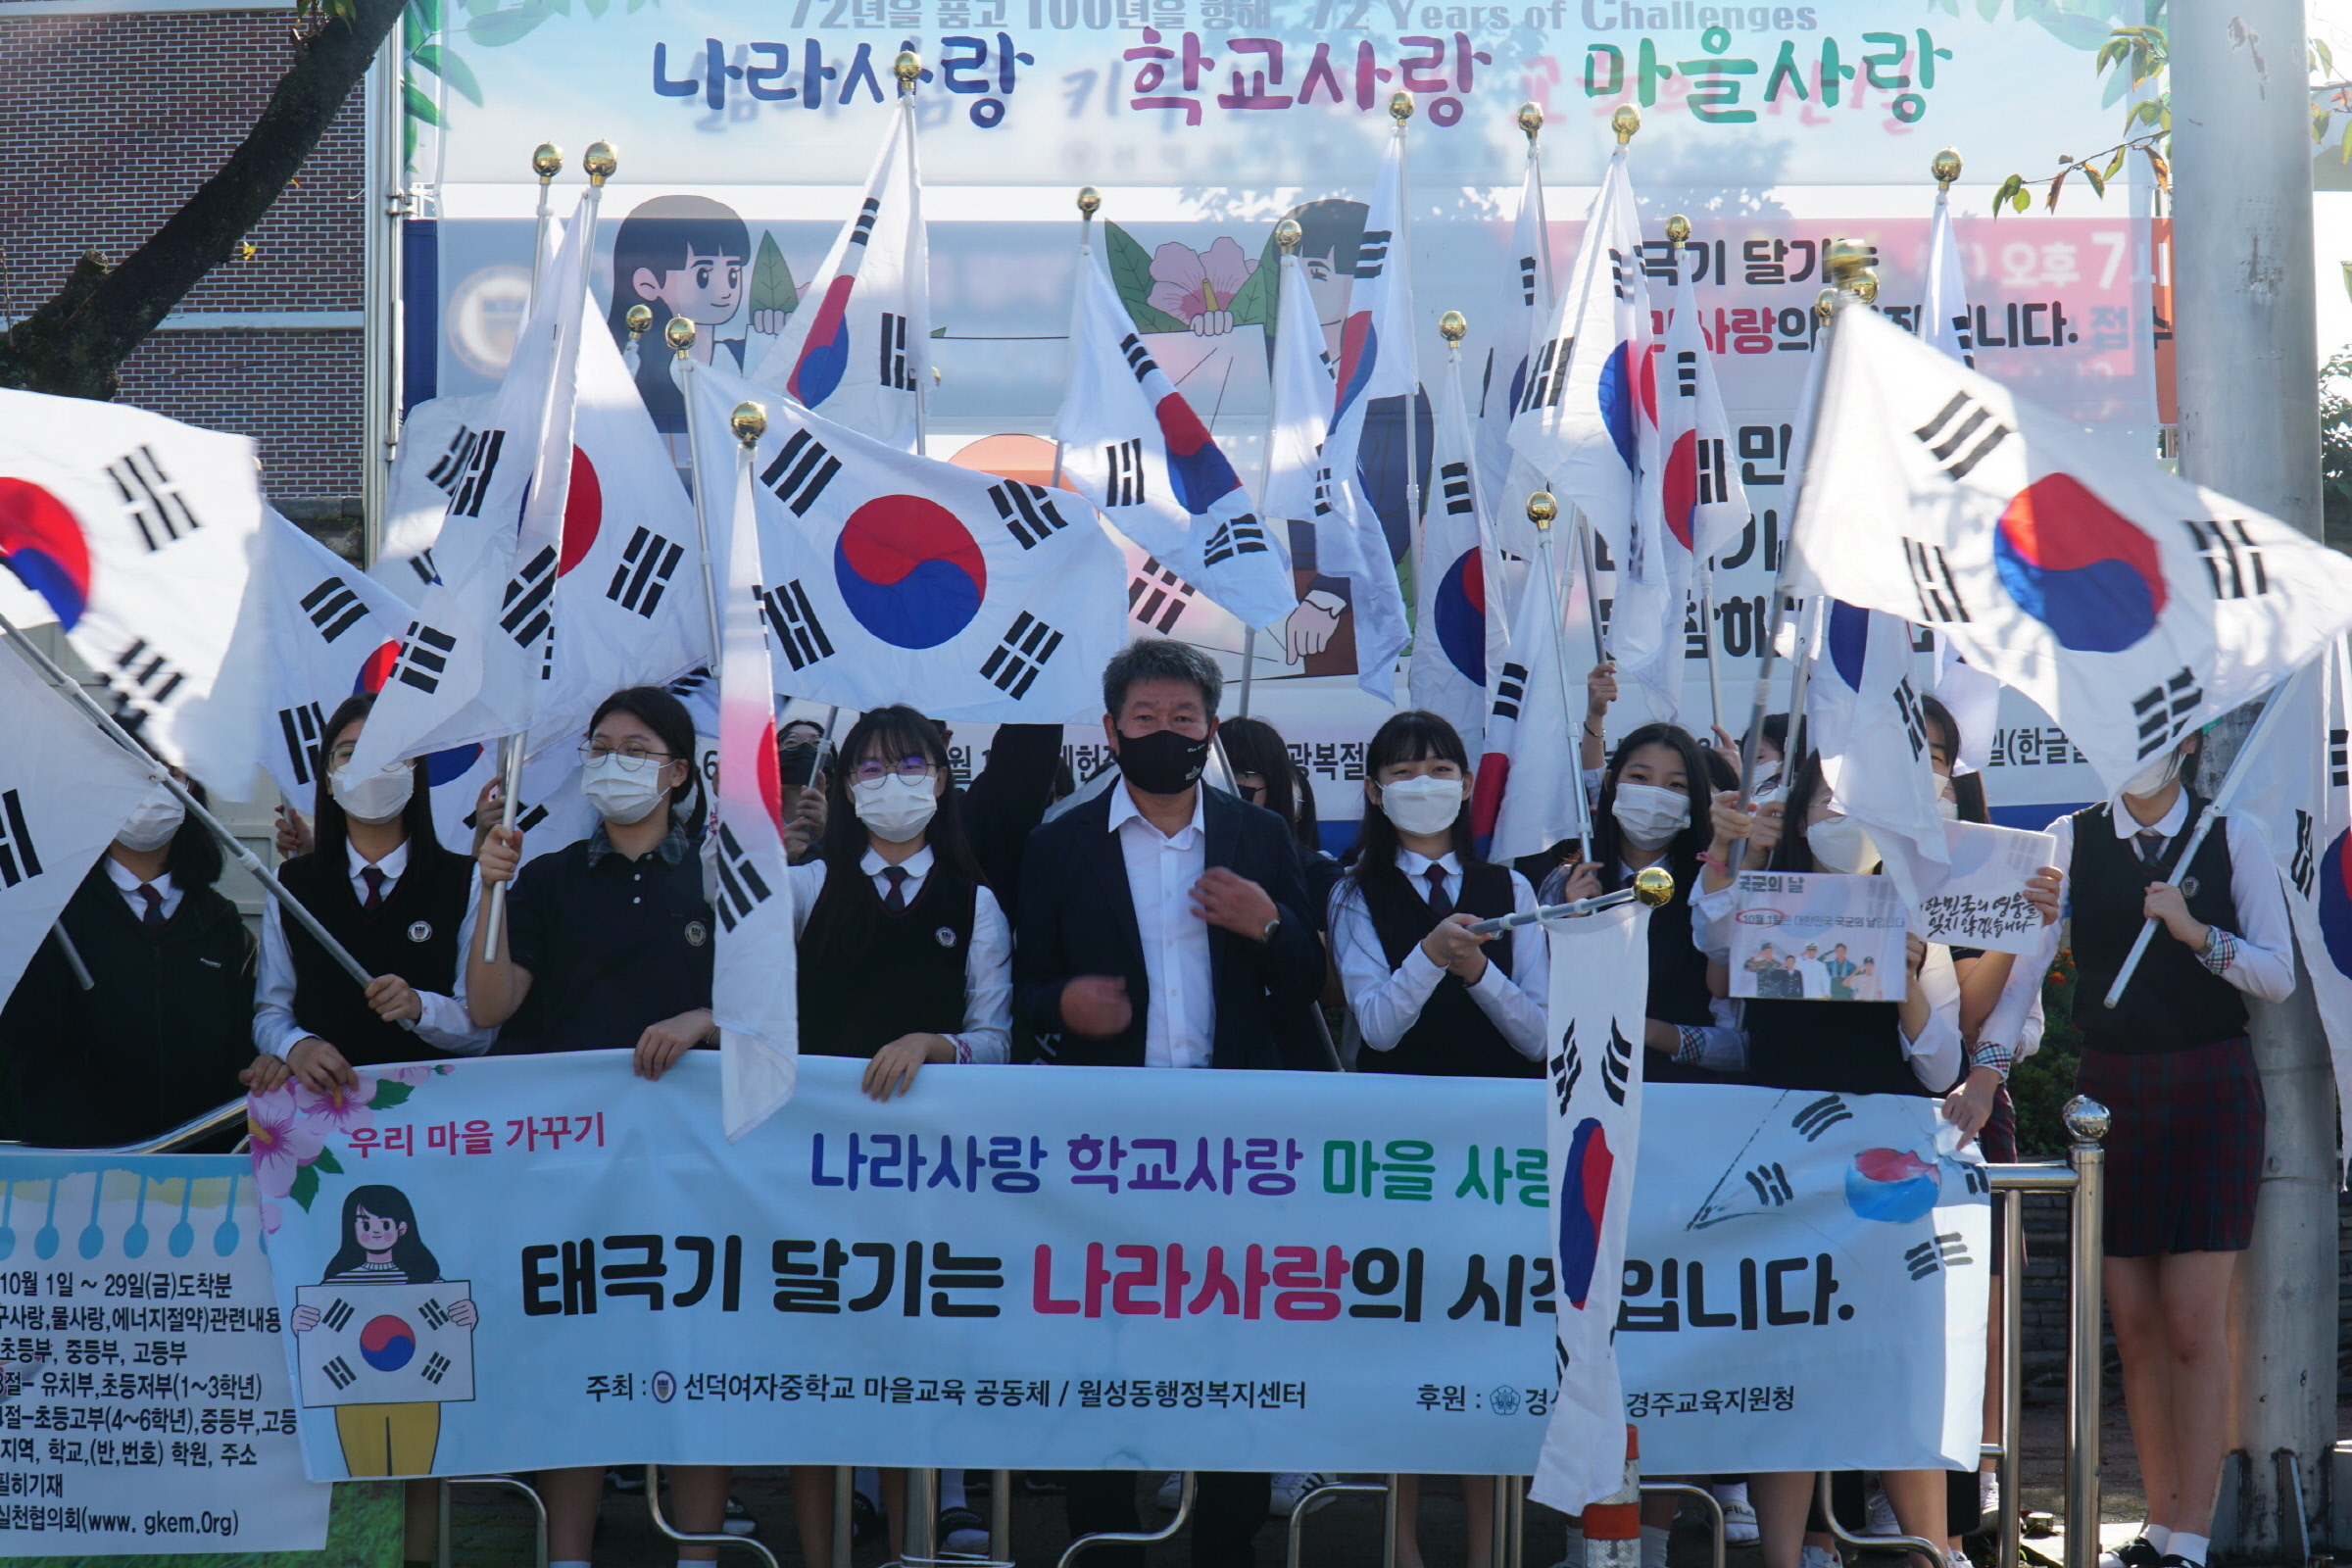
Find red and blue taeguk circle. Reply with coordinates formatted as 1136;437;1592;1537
1433;548;1487;684
834;495;988;649
1557;1116;1613;1310
1990;473;2168;653
359;1313;416;1372
0;478;93;630
789;275;858;408
1153;395;1241;515
356;643;482;786
2315;828;2352;981
1843;1148;1940;1224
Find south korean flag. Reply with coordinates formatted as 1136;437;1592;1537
295;1281;476;1412
691;362;1125;722
1055;244;1296;632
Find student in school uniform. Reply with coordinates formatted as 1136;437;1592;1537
466;685;739;1568
1975;731;2292;1568
784;703;1008;1565
249;693;491;1097
1326;709;1544;1566
0;771;256;1146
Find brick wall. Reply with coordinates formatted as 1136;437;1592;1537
0;2;365;518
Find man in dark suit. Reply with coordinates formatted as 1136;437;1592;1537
1014;637;1330;1565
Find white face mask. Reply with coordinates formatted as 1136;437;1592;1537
1936;794;1961;821
581;752;673;824
116;787;184;853
1807;813;1880;875
2122;751;2181;800
1378;774;1465;838
1611;782;1690;850
331;762;415;825
853;773;939;844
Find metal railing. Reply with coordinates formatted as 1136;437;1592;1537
0;1097;247;1154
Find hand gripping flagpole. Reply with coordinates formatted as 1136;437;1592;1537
1467;863;1674;935
484;138;616;965
1528;490;1593;843
2101;659;2318;1010
0;612;406;1020
524;142;563;312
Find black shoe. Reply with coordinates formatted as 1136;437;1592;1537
939;1505;989;1554
605;1467;648;1495
722;1494;760;1537
2098;1538;2162;1568
852;1489;884;1543
2155;1556;2203;1568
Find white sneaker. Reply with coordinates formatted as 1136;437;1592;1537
1269;1473;1332;1517
1949;1549;1976;1568
1717;1495;1760;1547
1978;1472;1999;1523
1153;1473;1184;1510
1862;1481;1901;1538
1801;1544;1842;1568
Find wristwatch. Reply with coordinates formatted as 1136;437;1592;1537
1260;915;1282;944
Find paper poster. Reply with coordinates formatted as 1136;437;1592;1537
1728;870;1906;1002
1912;820;2060;956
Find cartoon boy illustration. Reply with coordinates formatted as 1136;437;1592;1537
607;195;782;435
292;1184;475;1476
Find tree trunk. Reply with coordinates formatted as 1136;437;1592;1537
0;0;404;401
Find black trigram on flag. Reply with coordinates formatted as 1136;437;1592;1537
2182;516;2270;599
1102;438;1147;507
1790;1093;1852;1141
1310;462;1344;520
1356;227;1392;283
321;1355;357;1391
107;445;201;552
444;429;508;519
1903;538;1970;623
278;701;326;789
1517;253;1539;308
422;424;481;496
1490;661;1528;723
848;195;880;247
319;1297;355;1333
2131;665;2204;760
1600;1019;1635;1106
1548;1021;1583;1114
761;430;840;517
989;481;1071;549
1520;336;1573;415
712;820;776;932
1200;512;1268;566
301;576;368;642
500;546;558;647
1741;1163;1795;1206
878;312;915;392
2331;726;2348;789
760;581;834;671
606;528;684;618
1904;1232;1972;1281
107;639;184;733
1910;390;2011;481
417;1296;451;1330
1694;437;1732;505
1673;348;1699;401
408;549;440;589
1606;245;1632;303
2291;808;2317;900
0;789;42;889
390;622;458;695
980;612;1062;699
1117;333;1161;386
1129;558;1195;633
420;1351;453;1386
1890;675;1929;762
1438;460;1475;517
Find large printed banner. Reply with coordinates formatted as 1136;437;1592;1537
0;1156;331;1557
251;1055;1986;1480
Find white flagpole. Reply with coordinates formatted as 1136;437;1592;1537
894;53;928;455
1572;508;1607;668
2101;658;2320;1010
484;147;613;965
1519;104;1555;316
1529;492;1592;843
1391;97;1424;614
524;143;562;311
0;612;404;1018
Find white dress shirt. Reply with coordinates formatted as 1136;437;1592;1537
103;857;180;923
1107;781;1215;1069
1329;851;1550;1059
255;840;492;1058
785;845;1013;1063
1976;796;2295;1066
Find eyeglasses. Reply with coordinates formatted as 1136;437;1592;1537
580;740;677;769
851;757;937;785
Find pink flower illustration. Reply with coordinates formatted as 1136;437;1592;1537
383;1064;434;1089
247;1097;325;1200
259;1200;285;1236
1147;237;1257;324
293;1077;375;1136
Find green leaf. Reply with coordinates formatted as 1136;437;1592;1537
415;0;441;31
467;0;556;40
2013;186;2033;213
1991;173;2023;216
2034;10;2116;47
2082;163;2106;197
313;1143;345;1175
750;230;799;318
1223;239;1277;327
368;1077;416;1110
1102;222;1189;335
416;44;483;105
584;0;608;15
1976;0;1999;20
289;1164;319;1212
403;81;442;126
404;5;425;54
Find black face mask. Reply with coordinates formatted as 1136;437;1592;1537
1115;726;1212;796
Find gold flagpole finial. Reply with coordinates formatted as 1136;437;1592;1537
624;304;653;341
730;402;767;449
1827;237;1877;300
1527;491;1558;530
1611;104;1640;144
1390;90;1414;123
1077;185;1102;217
664;317;697;357
531;143;563;182
1665;214;1691;245
1814;286;1838;325
1516;102;1544;143
1275;218;1302;252
582;141;617;186
1632;866;1675;906
1932;147;1963;192
1438;311;1468;343
895;51;923;91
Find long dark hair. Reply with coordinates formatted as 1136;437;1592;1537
320;1185;442;1283
1350;710;1478;876
1217;716;1321;856
589;686;707;840
819;706;984;882
1768;752;1830;873
1591;722;1715;892
1918;694;1988;825
155;776;223;889
312;693;441;871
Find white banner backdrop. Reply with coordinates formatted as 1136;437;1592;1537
249;1055;1984;1481
0;1155;330;1557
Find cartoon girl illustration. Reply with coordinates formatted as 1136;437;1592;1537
606;194;764;434
291;1184;475;1476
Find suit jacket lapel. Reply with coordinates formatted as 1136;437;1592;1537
1087;790;1147;978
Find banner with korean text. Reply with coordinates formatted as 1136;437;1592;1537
249;1056;1986;1480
